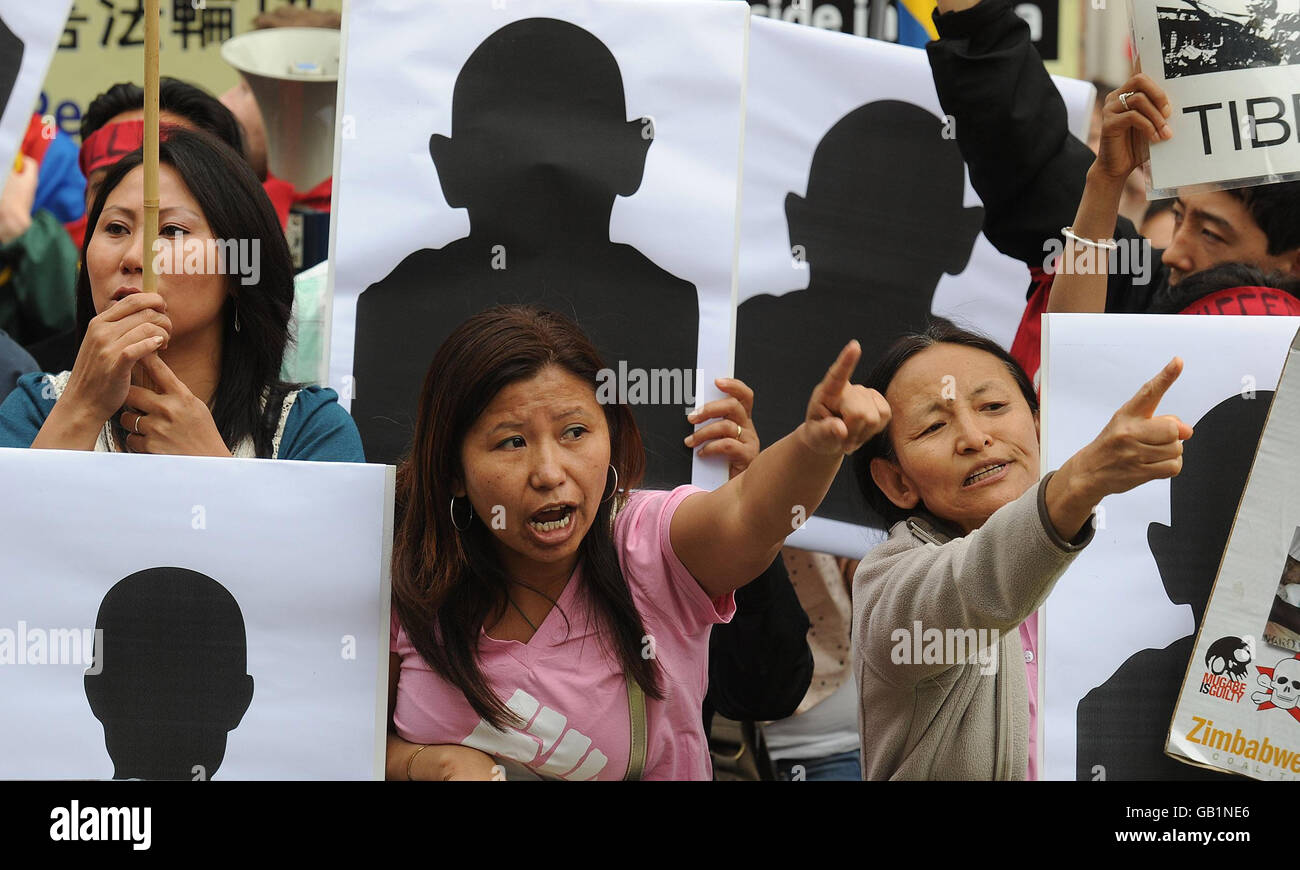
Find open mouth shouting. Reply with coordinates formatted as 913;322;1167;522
526;503;578;544
962;461;1010;488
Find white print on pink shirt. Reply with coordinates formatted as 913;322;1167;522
461;688;610;780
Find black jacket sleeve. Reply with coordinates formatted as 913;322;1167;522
704;554;813;724
926;0;1161;310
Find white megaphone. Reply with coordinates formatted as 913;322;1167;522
220;27;339;193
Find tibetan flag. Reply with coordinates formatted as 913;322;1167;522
896;0;938;47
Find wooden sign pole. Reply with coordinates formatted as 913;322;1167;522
142;0;160;295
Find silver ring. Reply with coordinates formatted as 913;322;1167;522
130;413;141;435
1118;91;1136;112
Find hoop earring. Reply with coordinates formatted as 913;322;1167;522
602;465;620;503
449;495;473;531
234;300;242;333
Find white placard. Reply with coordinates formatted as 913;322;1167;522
736;16;1095;559
1040;313;1300;780
1132;0;1300;195
327;0;747;492
0;1;74;174
0;449;394;780
1166;327;1300;780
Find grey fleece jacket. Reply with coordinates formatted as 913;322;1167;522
852;473;1093;780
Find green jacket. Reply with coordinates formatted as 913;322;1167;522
0;209;78;347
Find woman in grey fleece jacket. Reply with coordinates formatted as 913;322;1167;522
850;322;1193;780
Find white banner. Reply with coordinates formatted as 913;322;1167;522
0;449;394;780
1040;313;1300;780
327;0;747;492
0;0;74;173
736;16;1095;559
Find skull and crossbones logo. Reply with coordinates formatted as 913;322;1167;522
1252;655;1300;722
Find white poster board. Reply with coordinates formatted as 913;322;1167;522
327;0;747;492
1040;313;1300;780
0;449;394;780
1131;0;1300;196
0;1;74;173
737;16;1095;559
1166;327;1300;780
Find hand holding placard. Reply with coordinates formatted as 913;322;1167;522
1095;72;1173;184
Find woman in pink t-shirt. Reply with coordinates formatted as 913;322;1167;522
386;305;889;780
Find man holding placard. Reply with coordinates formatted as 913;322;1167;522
925;0;1300;382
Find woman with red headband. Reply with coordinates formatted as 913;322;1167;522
0;129;360;460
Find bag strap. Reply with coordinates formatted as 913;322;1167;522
623;676;647;781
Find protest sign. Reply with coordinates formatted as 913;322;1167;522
1040;312;1299;779
0;449;394;780
1165;327;1300;780
328;0;747;490
1132;0;1300;195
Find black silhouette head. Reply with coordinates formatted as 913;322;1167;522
0;15;24;120
787;100;983;306
429;18;650;239
84;567;254;780
1148;391;1272;625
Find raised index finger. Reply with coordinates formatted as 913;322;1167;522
1121;356;1183;419
814;340;862;403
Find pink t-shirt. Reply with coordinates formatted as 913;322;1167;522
390;485;735;781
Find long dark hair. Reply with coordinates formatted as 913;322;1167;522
392;305;663;729
853;319;1038;527
76;128;296;457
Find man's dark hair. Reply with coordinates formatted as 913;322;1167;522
852;319;1039;528
1227;181;1300;256
75;129;295;457
1144;197;1176;223
81;78;245;157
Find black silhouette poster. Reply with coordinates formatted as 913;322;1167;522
0;449;395;779
1040;314;1300;779
1133;0;1300;195
85;568;255;781
328;0;747;490
1166;327;1300;780
735;17;1095;558
0;3;72;174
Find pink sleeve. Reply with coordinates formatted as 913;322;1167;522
614;485;736;636
390;607;403;655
